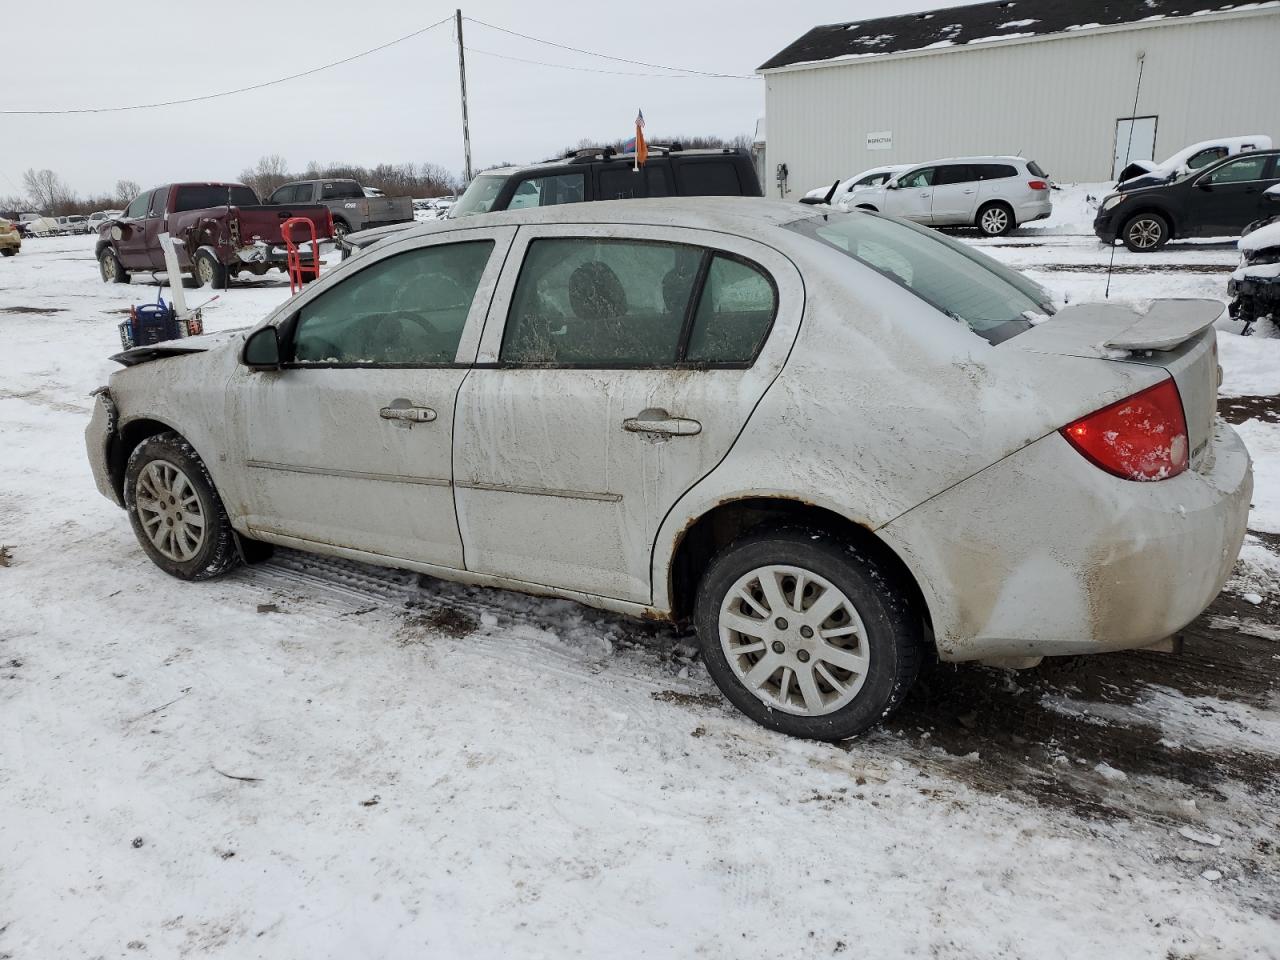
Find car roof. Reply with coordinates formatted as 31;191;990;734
916;156;1029;165
364;197;813;240
476;149;744;178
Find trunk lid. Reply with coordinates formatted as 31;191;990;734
1008;299;1222;470
234;204;333;243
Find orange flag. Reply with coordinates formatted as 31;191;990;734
634;109;648;170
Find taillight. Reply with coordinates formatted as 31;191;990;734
1028;180;1048;191
1061;379;1188;481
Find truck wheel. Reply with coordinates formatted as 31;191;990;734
1121;213;1169;252
98;248;130;283
193;249;229;289
693;527;923;741
331;218;350;241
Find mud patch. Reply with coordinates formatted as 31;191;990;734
1036;263;1233;275
399;605;480;641
651;689;722;709
885;592;1280;822
0;306;65;315
1219;394;1280;425
0;545;10;568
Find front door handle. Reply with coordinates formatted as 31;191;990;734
380;405;436;423
623;409;701;437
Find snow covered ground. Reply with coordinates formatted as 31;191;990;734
2;230;1278;958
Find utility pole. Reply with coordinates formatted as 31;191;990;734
455;9;473;184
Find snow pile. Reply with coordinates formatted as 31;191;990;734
1240;218;1280;254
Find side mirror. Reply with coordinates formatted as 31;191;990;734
885;181;898;190
243;326;282;369
1265;186;1280;203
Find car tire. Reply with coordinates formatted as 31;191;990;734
1120;212;1169;252
693;527;922;741
331;218;350;242
1;248;16;257
124;432;239;581
98;248;130;283
193;249;229;289
976;202;1014;237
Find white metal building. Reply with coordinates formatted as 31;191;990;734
758;0;1280;196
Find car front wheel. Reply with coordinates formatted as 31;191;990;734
694;528;922;740
124;432;239;580
1121;213;1169;252
99;248;129;283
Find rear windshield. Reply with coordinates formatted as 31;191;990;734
174;185;260;211
785;211;1053;344
1026;160;1048;179
452;174;508;217
321;180;364;199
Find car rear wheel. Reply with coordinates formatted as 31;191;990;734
1121;213;1169;252
193;249;229;289
976;202;1014;237
98;248;129;283
124;432;238;581
331;218;350;241
694;527;922;740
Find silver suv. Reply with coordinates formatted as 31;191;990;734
838;156;1052;236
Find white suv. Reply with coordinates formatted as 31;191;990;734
838;157;1052;236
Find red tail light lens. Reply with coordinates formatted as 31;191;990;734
1028;180;1049;191
1060;379;1188;481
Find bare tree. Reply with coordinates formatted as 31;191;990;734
114;179;141;207
22;168;77;214
238;154;291;199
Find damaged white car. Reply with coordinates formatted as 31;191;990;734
85;199;1252;740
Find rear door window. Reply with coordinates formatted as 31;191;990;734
292;241;495;365
321;181;363;200
675;161;741;196
598;167;646;200
507;173;587;210
685;255;777;364
147;186;170;217
933;165;975;186
501;238;703;365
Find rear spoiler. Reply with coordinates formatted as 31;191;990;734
1098;299;1222;351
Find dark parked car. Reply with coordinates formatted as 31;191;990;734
449;146;762;218
1095;150;1280;251
96;182;333;288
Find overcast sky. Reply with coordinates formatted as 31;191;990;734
4;0;949;199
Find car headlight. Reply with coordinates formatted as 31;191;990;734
1102;194;1127;212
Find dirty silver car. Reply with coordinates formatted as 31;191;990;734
85;199;1252;740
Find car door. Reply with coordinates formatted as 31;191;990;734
226;226;516;567
929;164;978;224
1188;154;1279;235
114;190;153;269
885;167;935;222
452;223;803;603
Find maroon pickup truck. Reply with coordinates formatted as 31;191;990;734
95;182;333;289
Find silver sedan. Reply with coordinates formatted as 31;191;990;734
85;198;1251;740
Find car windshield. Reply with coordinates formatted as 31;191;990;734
785;211;1052;344
451;175;508;218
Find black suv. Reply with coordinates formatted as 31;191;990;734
1095;149;1280;251
449;146;762;218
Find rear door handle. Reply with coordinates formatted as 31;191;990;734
623;409;701;437
380;405;436;423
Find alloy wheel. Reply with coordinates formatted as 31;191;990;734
718;564;870;716
1128;218;1162;249
981;207;1009;235
101;255;116;281
134;459;206;562
197;257;214;284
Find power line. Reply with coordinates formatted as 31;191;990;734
463;16;759;79
465;46;725;79
0;17;452;115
